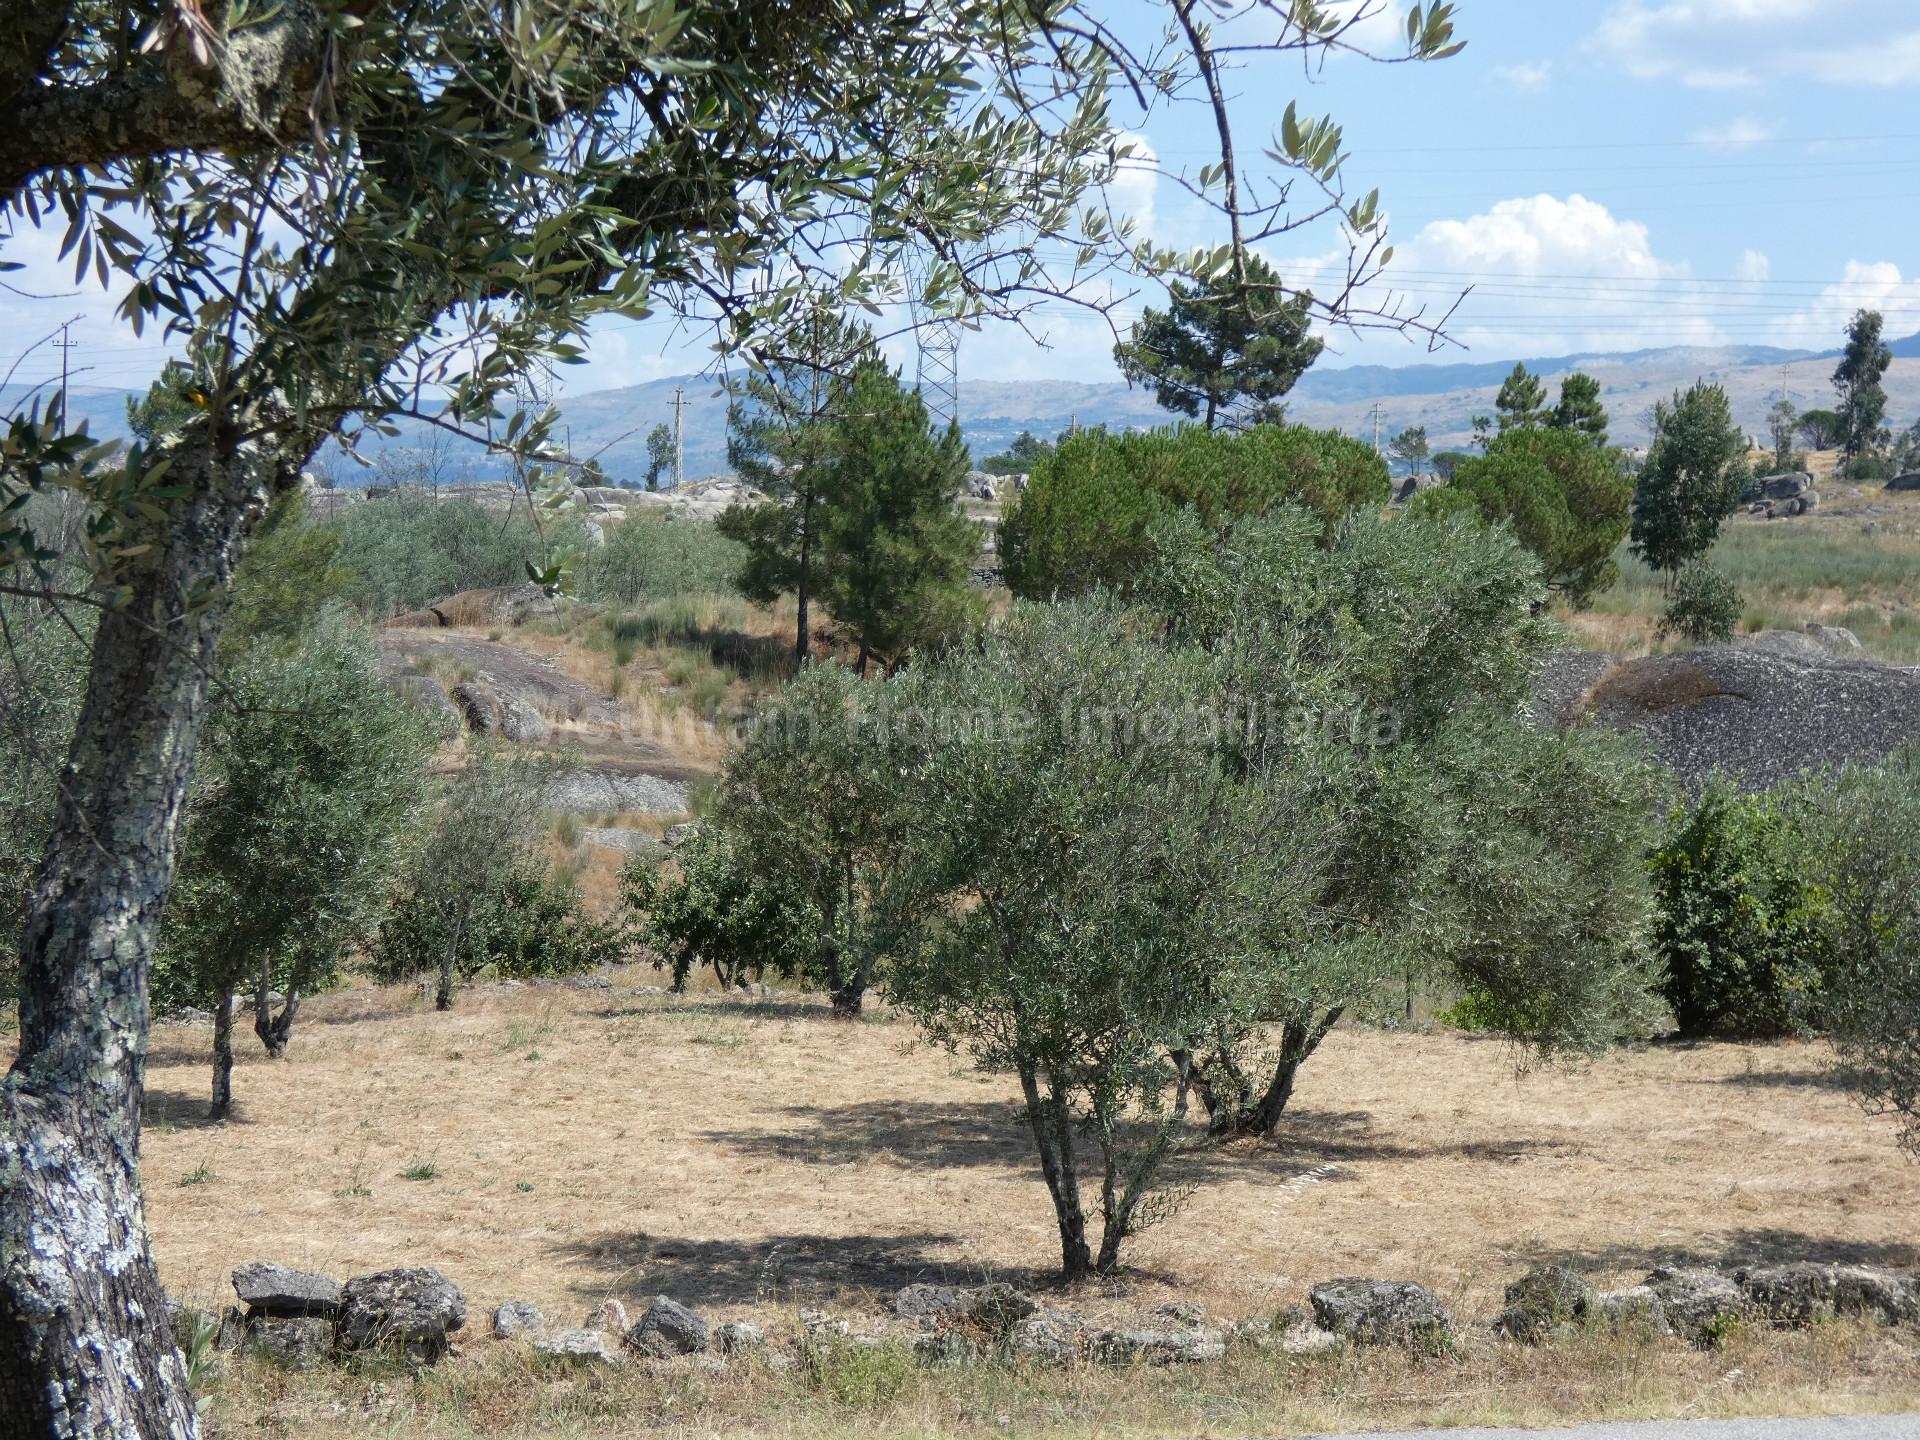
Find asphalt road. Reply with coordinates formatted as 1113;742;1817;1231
1307;1418;1920;1440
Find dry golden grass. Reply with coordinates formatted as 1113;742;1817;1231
134;979;1920;1435
142;981;1918;1344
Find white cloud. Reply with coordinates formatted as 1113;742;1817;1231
1492;60;1553;94
1105;131;1158;244
1319;1;1407;54
1281;194;1738;359
1690;117;1780;151
1589;0;1920;89
1767;260;1920;349
0;220;178;402
1735;249;1771;283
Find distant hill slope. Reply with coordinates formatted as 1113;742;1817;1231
21;335;1920;486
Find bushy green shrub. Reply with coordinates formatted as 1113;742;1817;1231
1842;455;1896;481
327;490;585;615
576;515;744;605
998;423;1388;599
1649;781;1833;1037
370;861;626;984
1438;428;1633;605
1808;746;1920;1153
1661;562;1742;644
622;829;821;990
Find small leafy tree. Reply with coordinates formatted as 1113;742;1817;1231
1549;372;1609;445
1114;252;1324;430
645;423;677;490
1630;381;1747;584
156;617;435;1117
1767;398;1800;473
381;747;554;1010
815;363;981;670
1650;782;1833;1038
1811;747;1920;1154
623;829;819;991
710;662;907;1015
980;430;1055;476
1660;562;1742;644
1834;309;1893;461
1386;425;1430;472
1796;407;1845;451
1438;428;1633;606
1431;449;1471;481
1494;363;1548;432
371;862;624;987
718;307;880;659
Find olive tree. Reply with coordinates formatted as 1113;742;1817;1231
882;600;1320;1277
155;618;436;1117
0;0;1464;1426
707;661;908;1016
1136;504;1665;1136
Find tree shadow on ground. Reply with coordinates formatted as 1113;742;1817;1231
1716;1065;1850;1091
140;1088;231;1131
1508;1229;1920;1276
547;1229;1056;1310
591;996;841;1025
699;1099;1567;1182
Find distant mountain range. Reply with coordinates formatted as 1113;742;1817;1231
16;333;1920;486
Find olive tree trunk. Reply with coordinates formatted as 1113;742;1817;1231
252;954;301;1057
1018;1064;1093;1279
210;988;235;1121
0;447;257;1438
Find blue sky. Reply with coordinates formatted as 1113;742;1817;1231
5;0;1918;401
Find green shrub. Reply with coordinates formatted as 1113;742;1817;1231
327;491;584;615
622;829;821;990
998;423;1388;599
1661;562;1742;644
370;861;626;983
1440;429;1633;605
1842;455;1896;482
1649;782;1833;1037
576;515;744;605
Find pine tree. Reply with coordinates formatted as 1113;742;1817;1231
1495;363;1549;432
1550;372;1609;444
718;308;879;658
816;363;981;669
1114;252;1323;429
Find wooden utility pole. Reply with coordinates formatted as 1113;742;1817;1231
52;319;80;420
671;385;686;488
1371;401;1382;455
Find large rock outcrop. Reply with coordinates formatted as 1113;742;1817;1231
1535;642;1920;792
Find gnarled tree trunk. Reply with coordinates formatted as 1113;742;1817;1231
0;447;257;1438
211;987;235;1120
1018;1064;1092;1279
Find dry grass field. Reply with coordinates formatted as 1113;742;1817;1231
120;976;1920;1437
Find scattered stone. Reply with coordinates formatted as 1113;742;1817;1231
912;1331;981;1368
1011;1312;1079;1365
337;1267;468;1362
231;1262;342;1317
1309;1279;1454;1348
1153;1300;1206;1326
1088;1327;1224;1366
962;1283;1039;1331
532;1328;621;1365
1803;622;1863;653
1590;1286;1672;1337
625;1295;710;1357
245;1314;334;1371
895;1284;967;1319
586;1299;630;1335
492;1300;545;1339
450;681;502;735
663;821;703;848
1739;1263;1919;1328
497;694;549;743
765;1349;800;1374
1495;1265;1592;1342
1645;1267;1748;1345
715;1321;766;1356
1888;473;1920;493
